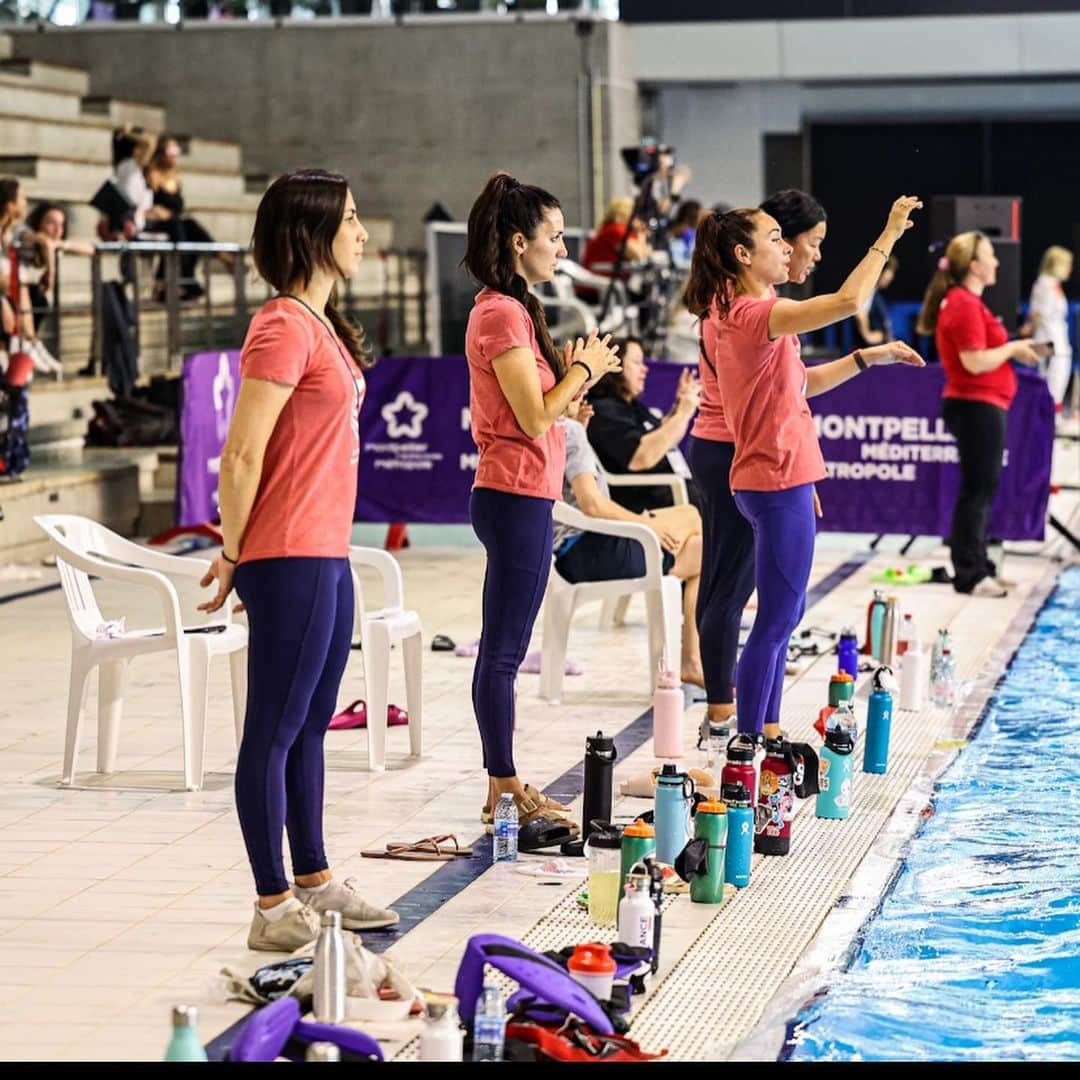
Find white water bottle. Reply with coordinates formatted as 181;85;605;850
618;869;655;950
899;641;926;711
492;792;518;862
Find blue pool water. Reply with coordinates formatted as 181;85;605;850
786;567;1080;1061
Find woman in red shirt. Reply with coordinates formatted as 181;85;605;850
198;171;398;951
463;172;620;848
917;232;1042;597
685;196;924;750
577;196;652;302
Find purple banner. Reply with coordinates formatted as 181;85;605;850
179;353;1054;540
178;349;240;526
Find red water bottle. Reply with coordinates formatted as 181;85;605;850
721;733;759;804
755;736;796;856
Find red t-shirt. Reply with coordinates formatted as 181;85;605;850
582;222;634;276
936;286;1015;410
238;298;366;563
703;294;826;492
465;288;565;501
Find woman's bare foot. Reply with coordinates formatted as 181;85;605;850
681;662;706;689
707;702;737;724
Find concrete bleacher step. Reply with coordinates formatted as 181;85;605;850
0;114;113;165
182;138;244;175
0;57;90;97
0;33;11;61
0;78;84;123
26;375;108;431
80;95;166;132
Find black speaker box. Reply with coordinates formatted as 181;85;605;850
931;195;1022;242
981;238;1022;331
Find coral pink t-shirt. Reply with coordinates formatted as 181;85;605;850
692;332;735;443
704;294;826;492
238;298;366;563
465;288;565;501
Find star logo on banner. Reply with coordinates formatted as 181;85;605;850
381;391;429;439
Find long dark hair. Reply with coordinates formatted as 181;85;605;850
684;207;762;321
916;230;983;335
462;171;564;378
252;169;370;367
759;188;826;240
589;335;643;402
27;201;68;239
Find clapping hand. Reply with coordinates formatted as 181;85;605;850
861;341;925;368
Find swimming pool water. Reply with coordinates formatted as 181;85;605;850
786;566;1080;1061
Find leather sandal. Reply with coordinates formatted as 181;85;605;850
483;794;580;838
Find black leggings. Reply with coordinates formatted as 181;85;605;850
941;398;1007;593
153;216;216;282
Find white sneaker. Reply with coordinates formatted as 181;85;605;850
971;578;1008;599
247;898;322;952
293;877;400;931
27;339;63;379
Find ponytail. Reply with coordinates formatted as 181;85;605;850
462;171;564;378
916;230;984;335
326;287;368;368
684;208;762;321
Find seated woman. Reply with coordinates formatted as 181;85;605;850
586;335;701;512
577;196;652;304
22;202;96;335
145;134;233;301
555;401;705;688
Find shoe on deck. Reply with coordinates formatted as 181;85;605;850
293;877;400;931
247;899;321;952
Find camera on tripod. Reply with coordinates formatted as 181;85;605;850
620;140;676;188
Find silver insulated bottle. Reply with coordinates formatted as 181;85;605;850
313;910;347;1024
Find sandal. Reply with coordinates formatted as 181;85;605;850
361;834;473;861
483;795;580;838
328;699;409;731
519;816;577;854
481;786;575;826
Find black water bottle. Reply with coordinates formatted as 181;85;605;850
562;731;618;857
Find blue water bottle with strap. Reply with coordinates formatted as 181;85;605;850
654;763;695;865
863;665;897;774
722;781;754;888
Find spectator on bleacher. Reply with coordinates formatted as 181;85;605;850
110;125;156;237
587;334;702;513
665;199;703;271
1027;245;1073;411
21;203;96;334
146;134;232;301
1;178;62;378
854;255;898;347
556;399;706;688
577;196;652;303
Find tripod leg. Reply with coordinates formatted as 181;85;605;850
1048;514;1080;553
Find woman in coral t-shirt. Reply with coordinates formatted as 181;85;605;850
198;171;398;951
684;196;924;744
463;172;620;847
917;232;1043;597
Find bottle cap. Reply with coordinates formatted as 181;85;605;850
586;731;615;753
585;823;623;850
720;781;751;806
421;991;459;1022
824;726;855;753
172;1005;198;1028
659;762;681;778
623;818;655;839
725;733;756;763
764;735;785;754
568;943;617;975
829;672;854;684
696;799;727;815
320;910;342;930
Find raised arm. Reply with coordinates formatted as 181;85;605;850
805;341;925;398
768;196;922;339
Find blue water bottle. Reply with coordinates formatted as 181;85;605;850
654;763;694;866
722;781;754;888
863;665;897;774
816;721;855;820
837;627;859;679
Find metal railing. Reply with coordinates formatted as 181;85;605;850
21;240;428;378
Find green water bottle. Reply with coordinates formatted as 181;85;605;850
689;800;728;904
165;1005;208;1062
620;818;656;898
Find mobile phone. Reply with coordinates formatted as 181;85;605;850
1031;341;1054;358
186;624;228;635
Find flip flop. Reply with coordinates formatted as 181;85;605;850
361;835;473;861
518;816;576;854
328;700;409;731
431;634;456;652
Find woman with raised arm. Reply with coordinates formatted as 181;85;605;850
462;171;621;850
198;171;398;951
685;195;924;744
688;189;829;732
917;232;1043;597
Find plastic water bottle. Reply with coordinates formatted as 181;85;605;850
471;977;507;1062
931;648;957;708
164;1005;208;1062
492;792;518;862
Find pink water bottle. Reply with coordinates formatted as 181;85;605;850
652;661;683;759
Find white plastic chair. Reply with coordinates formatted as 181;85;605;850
34;514;247;792
539;502;682;704
347;546;423;771
533;259;636;340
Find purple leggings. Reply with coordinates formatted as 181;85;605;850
733;484;816;736
233;557;353;896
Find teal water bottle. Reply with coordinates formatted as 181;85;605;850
654;764;694;865
619;819;656;899
722;782;754;888
864;665;896;774
816;722;856;820
689;800;728;904
165;1005;208;1062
